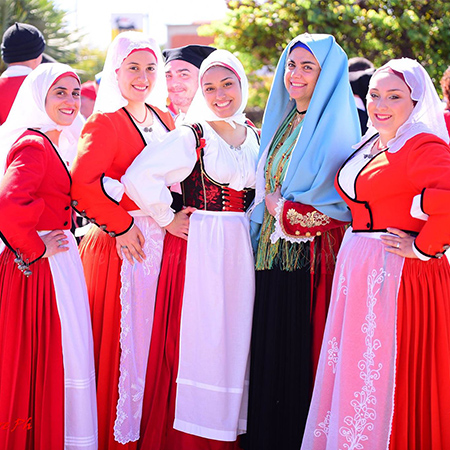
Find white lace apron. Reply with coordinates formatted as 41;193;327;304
113;213;165;443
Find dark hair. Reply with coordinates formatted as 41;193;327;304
440;66;450;110
348;57;374;73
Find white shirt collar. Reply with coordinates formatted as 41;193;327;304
1;65;33;78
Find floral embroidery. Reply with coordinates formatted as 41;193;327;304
182;160;222;210
328;337;339;374
314;410;331;438
131;376;145;407
336;272;348;303
286;208;331;227
338;268;385;449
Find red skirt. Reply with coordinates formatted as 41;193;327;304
138;232;241;450
79;227;137;450
390;257;450;449
0;249;64;450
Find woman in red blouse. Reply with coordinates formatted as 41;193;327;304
71;31;175;450
302;58;450;450
0;63;97;450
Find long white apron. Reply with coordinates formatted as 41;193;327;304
44;231;98;450
174;210;255;441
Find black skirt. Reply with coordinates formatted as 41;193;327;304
242;264;312;450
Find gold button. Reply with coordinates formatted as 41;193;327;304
316;231;322;236
295;230;300;236
305;231;311;237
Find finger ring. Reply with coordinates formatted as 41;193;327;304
396;242;400;248
121;245;128;249
57;239;63;245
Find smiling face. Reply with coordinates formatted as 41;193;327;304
367;70;415;144
284;46;321;111
165;59;200;114
201;65;242;118
116;50;158;106
45;75;81;126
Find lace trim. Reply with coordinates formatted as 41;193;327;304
114;216;164;443
270;197;314;244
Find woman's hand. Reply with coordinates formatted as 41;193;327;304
42;230;70;258
165;207;196;240
265;186;282;217
380;227;418;259
116;224;146;264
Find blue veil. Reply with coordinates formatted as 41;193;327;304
251;33;360;245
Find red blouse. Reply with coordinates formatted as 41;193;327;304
0;75;27;125
71;106;175;237
335;132;450;258
0;129;72;264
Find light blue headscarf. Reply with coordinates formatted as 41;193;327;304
251;33;360;246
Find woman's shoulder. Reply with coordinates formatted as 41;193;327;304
407;132;450;148
11;129;50;151
405;132;450;165
85;109;126;126
7;129;52;167
81;109;130;140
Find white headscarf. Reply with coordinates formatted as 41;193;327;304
184;49;248;128
94;31;167;113
358;57;449;152
0;62;83;180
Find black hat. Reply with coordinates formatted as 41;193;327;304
1;22;46;64
163;44;216;69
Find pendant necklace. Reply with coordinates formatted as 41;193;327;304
128;106;153;132
364;138;388;159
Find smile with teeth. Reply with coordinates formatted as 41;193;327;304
375;113;392;121
290;81;306;88
133;85;148;91
60;109;75;115
215;100;231;108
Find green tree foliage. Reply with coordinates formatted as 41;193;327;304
71;46;106;84
201;0;450;110
0;0;81;72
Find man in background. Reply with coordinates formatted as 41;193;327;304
348;56;375;135
163;44;216;124
0;22;46;124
